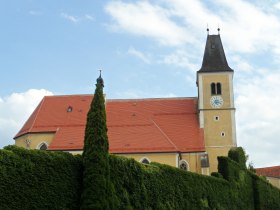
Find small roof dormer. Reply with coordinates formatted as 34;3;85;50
198;30;233;72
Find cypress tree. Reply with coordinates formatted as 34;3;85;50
81;73;110;210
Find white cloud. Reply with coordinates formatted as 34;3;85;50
236;70;280;167
116;89;177;99
231;56;253;73
0;89;53;148
127;47;151;64
105;1;192;46
61;13;94;23
275;2;280;10
105;0;280;53
61;13;79;23
85;14;94;21
29;10;43;16
162;0;280;54
160;50;197;71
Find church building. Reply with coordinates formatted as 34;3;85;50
14;32;237;174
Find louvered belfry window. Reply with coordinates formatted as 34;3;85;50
211;83;222;95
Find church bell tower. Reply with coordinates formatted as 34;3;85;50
197;30;237;173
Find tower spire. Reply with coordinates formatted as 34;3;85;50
198;33;233;72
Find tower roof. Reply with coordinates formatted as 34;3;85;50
198;34;233;72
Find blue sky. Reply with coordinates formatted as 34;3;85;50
1;0;280;168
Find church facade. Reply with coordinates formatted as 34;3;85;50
14;32;237;174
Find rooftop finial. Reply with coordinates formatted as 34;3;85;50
207;23;209;35
217;24;220;34
96;69;104;87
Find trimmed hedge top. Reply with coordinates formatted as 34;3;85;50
1;146;279;209
0;145;82;210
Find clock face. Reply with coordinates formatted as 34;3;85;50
210;96;223;108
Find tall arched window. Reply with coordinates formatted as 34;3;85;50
217;83;222;95
211;83;216;95
211;83;222;95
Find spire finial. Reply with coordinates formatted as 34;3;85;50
217;24;220;34
96;69;104;87
207;23;209;35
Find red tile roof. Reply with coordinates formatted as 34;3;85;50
256;166;280;178
15;95;205;153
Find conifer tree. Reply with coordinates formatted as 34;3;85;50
81;73;110;210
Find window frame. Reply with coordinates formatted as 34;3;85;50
37;142;48;150
179;160;189;171
210;82;222;95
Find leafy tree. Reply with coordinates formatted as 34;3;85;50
81;74;110;210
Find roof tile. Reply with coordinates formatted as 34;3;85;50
15;95;205;153
256;166;280;178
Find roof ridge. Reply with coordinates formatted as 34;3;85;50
256;165;280;169
29;97;45;133
14;97;46;138
106;97;197;102
45;94;93;98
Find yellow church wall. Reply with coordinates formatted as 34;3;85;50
198;72;236;173
266;177;280;189
66;151;203;174
119;153;178;167
203;110;234;147
15;135;204;174
200;73;233;109
180;153;202;173
206;147;232;173
68;150;83;155
15;133;55;149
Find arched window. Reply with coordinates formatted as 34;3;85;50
179;160;189;171
211;83;216;95
140;157;150;164
38;142;48;150
217;83;222;95
211;83;222;95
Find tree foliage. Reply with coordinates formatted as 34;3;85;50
0;145;82;210
81;75;111;210
228;147;247;169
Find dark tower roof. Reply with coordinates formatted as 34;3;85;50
198;34;233;72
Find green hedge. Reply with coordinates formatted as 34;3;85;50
109;153;279;210
228;147;247;169
251;173;280;210
0;146;279;209
218;156;255;209
110;155;253;210
0;146;82;210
